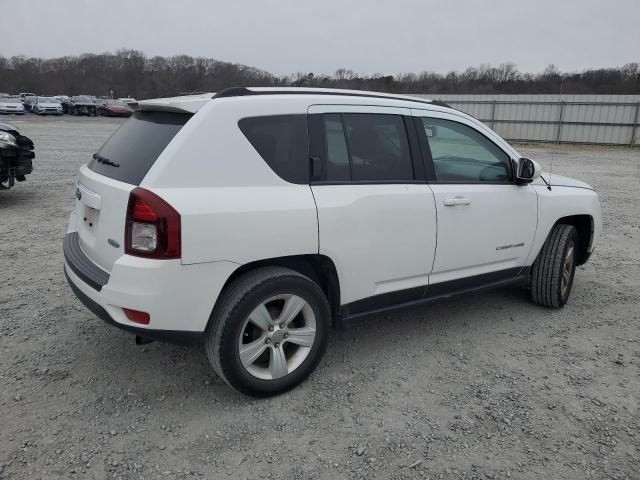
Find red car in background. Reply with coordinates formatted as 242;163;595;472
97;99;133;117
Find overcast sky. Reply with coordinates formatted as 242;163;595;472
4;0;639;75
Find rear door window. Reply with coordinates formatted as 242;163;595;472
238;115;309;184
88;111;192;185
323;113;415;182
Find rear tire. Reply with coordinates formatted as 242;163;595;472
530;223;577;308
205;267;330;397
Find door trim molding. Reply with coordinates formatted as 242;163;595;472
339;267;528;324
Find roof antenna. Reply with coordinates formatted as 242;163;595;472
548;150;553;191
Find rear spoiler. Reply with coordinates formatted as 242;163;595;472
137;94;212;114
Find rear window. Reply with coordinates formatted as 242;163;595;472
238;115;309;184
89;111;192;185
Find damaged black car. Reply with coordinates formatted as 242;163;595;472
68;95;98;116
0;122;34;190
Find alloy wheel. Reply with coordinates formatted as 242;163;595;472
561;240;575;297
238;294;316;380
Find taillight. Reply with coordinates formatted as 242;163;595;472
125;187;181;259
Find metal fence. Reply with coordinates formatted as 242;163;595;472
411;94;640;147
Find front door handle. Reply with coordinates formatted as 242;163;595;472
443;196;471;207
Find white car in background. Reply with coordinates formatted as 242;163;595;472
117;97;137;106
32;96;64;115
64;87;602;397
0;97;26;115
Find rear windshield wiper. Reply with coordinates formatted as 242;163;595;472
92;153;119;167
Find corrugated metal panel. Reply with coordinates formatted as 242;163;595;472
414;94;640;102
495;122;557;142
408;94;640;146
560;124;633;144
444;101;492;119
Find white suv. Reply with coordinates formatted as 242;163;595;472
64;87;602;396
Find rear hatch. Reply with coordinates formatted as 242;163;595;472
72;111;192;272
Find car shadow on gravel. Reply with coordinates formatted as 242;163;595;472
0;189;33;208
63;284;536;403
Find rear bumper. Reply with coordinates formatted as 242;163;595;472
64;269;203;345
63;232;239;339
64;232;110;291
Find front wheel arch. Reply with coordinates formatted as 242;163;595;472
552;214;593;265
530;223;578;308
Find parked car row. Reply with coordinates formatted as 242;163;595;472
0;93;136;117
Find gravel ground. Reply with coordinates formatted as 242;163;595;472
1;115;639;480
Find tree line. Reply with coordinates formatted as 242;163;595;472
0;49;638;98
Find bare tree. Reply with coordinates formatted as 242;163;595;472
0;51;638;98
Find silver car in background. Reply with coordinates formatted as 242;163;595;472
0;97;26;115
32;96;63;115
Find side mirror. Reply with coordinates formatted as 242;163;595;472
514;157;542;184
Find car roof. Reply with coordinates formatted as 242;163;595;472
137;87;452;114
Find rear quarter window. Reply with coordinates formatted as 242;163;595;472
238;114;309;184
89;111;192;185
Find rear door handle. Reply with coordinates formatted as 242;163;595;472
443;196;471;206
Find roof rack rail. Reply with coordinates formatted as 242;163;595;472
212;87;450;108
429;99;451;108
213;87;255;98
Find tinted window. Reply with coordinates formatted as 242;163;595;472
421;118;511;182
89;111;192;185
323;114;350;181
239;115;309;184
323;113;414;182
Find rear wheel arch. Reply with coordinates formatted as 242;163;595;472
205;266;331;396
214;254;341;327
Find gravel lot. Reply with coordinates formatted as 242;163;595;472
1;115;639;480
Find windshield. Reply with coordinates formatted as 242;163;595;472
106;100;124;106
38;97;57;102
0;97;20;103
73;96;93;101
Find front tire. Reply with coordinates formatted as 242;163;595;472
530;224;577;308
205;267;330;397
